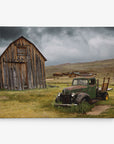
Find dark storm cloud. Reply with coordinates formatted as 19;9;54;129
0;27;26;40
44;27;63;35
44;27;76;37
0;27;29;54
0;27;114;65
105;27;114;31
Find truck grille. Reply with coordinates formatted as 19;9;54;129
61;95;71;104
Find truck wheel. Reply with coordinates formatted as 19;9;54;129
103;92;109;100
76;93;91;104
81;98;86;103
81;97;90;104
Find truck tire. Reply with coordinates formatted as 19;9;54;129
76;93;91;104
81;98;88;103
81;97;91;104
103;92;109;100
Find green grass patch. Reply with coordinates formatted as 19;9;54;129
0;76;114;118
53;102;94;114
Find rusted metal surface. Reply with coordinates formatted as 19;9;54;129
0;36;46;90
53;71;95;78
66;85;87;90
55;77;109;105
61;95;71;104
53;72;63;77
70;72;95;77
62;72;69;76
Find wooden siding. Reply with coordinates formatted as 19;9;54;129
0;37;46;90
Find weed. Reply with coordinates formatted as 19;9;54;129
54;102;94;114
77;102;94;114
0;76;113;118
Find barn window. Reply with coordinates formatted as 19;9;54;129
17;47;27;56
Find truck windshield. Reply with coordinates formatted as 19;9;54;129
73;79;88;86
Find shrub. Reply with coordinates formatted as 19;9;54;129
77;101;93;114
54;101;94;114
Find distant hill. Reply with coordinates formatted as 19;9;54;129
45;59;114;78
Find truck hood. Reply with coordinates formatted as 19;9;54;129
65;85;87;91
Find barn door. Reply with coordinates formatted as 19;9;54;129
20;63;28;89
16;63;28;90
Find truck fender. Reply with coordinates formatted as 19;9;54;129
55;93;62;103
76;93;91;104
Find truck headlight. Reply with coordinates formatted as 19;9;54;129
71;93;75;97
58;93;61;97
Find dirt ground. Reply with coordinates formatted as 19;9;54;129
0;96;9;100
87;105;111;115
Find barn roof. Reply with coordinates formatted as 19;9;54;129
0;36;47;61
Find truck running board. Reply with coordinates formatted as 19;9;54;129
54;103;77;107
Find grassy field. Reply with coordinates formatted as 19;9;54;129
0;76;114;118
0;59;114;118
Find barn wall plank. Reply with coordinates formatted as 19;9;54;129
0;63;1;88
0;37;46;90
39;57;43;88
33;48;36;88
35;53;39;88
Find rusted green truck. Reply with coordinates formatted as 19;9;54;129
55;77;110;106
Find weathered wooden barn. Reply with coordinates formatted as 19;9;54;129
0;36;47;90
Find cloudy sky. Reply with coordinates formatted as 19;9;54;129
0;27;114;65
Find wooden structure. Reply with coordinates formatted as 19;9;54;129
0;36;47;90
101;77;110;92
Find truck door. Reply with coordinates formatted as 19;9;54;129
88;79;96;98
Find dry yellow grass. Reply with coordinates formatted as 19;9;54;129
0;76;114;118
46;59;114;78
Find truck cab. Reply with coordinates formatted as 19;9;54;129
72;77;96;99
